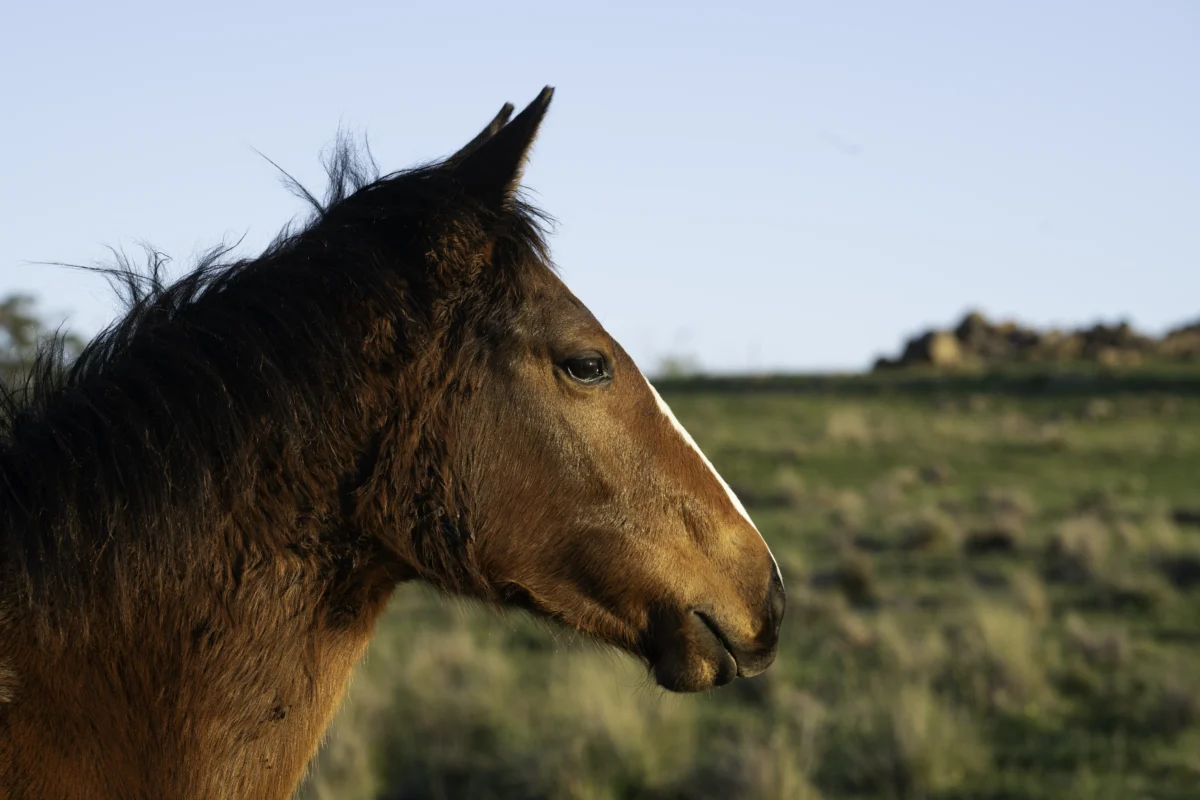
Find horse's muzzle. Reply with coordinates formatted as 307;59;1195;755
649;562;785;692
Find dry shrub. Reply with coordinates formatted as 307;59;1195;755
888;465;920;489
888;685;990;793
770;467;808;508
811;486;866;528
782;586;875;660
872;614;948;677
977;485;1037;520
1068;652;1200;739
818;682;990;797
1008;569;1050;625
776;688;827;786
1113;519;1145;552
1046;515;1110;583
967;394;991;413
898;508;961;553
811;551;879;608
301;594;698;800
1037;421;1070;451
1157;396;1183;415
1063;614;1131;669
829;614;879;663
1076;489;1121;518
832;608;878;653
1081;397;1115;421
1148;679;1200;737
939;602;1051;713
681;720;825;800
1117;514;1181;555
824;407;873;446
542;654;698;792
998;410;1039;444
867;467;921;511
676;682;827;800
919;462;954;486
936;397;959;414
1081;571;1173;613
963;519;1023;556
867;478;905;511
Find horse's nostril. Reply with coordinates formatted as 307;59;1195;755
766;566;786;636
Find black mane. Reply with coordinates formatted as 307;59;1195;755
0;138;551;631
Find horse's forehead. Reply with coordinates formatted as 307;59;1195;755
518;267;605;336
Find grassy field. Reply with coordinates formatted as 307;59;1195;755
299;373;1200;800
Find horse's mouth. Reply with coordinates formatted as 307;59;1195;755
684;607;779;685
644;607;736;692
693;610;740;677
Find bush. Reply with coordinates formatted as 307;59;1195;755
818;682;990;797
1046;515;1111;583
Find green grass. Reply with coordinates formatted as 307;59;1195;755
299;375;1200;800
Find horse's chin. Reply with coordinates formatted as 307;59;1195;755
497;587;750;692
648;610;739;693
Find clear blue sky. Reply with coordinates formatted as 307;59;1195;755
2;1;1197;372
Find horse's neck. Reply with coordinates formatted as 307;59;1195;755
1;544;396;799
1;395;406;797
0;279;429;795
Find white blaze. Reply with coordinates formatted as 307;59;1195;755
644;376;780;572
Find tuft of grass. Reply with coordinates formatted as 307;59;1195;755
939;602;1052;714
871;614;948;678
1076;488;1123;518
918;462;954;486
1081;397;1116;421
1008;569;1051;625
824;406;873;446
811;551;880;608
302;602;698;800
1119;514;1181;555
819;682;991;797
1046;515;1111;583
1062;644;1200;740
977;485;1038;520
1063;614;1131;669
898;507;961;552
1081;571;1174;613
680;725;826;800
769;466;808;508
811;486;867;528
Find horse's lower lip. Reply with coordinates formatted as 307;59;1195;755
693;610;740;674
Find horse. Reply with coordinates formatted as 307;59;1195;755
0;87;784;799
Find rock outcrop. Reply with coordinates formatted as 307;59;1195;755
875;312;1200;370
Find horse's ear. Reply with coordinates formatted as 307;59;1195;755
451;86;553;209
445;102;515;166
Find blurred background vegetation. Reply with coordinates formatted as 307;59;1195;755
0;294;85;384
4;296;1199;799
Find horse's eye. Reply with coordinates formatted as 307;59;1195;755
561;353;610;385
